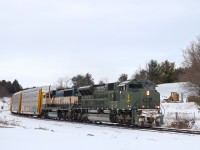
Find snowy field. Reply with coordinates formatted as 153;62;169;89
157;82;200;130
0;109;200;150
0;82;200;150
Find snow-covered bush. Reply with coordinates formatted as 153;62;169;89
164;112;195;129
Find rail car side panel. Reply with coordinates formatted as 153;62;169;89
11;92;22;113
21;90;40;115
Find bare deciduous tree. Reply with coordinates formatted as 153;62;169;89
0;86;9;98
55;77;65;89
55;76;73;89
182;37;200;96
98;77;108;85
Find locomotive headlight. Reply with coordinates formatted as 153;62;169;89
155;105;160;109
146;90;150;96
142;105;145;108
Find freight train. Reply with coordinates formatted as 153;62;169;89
10;79;164;127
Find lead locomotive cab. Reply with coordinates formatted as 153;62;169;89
108;80;163;127
78;80;163;127
123;80;163;127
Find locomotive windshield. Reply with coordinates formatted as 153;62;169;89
129;84;143;89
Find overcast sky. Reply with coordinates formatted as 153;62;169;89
0;0;200;88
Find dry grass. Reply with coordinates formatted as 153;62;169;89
165;112;196;129
0;119;9;125
0;118;20;127
169;120;190;129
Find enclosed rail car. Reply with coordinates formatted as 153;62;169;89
10;86;56;116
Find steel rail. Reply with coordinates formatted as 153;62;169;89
10;113;200;135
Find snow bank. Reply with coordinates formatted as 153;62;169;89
162;102;199;113
0;97;10;111
156;82;194;102
161;102;200;130
156;83;200;129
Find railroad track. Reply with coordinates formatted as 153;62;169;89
94;123;200;135
149;127;200;135
10;113;200;135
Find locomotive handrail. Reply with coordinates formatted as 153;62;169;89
160;103;165;115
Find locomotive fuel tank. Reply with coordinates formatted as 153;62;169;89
87;109;111;122
87;114;110;122
47;111;58;118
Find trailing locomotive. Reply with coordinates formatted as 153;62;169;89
10;79;164;127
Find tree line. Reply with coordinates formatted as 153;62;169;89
55;36;200;104
132;60;184;84
1;37;200;102
55;62;183;89
0;80;22;98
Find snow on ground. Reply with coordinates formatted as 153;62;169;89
0;110;200;150
0;97;10;111
157;83;200;130
1;83;200;150
161;102;200;130
156;82;193;102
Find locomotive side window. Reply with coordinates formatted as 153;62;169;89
108;83;114;91
129;84;142;89
64;90;73;96
55;90;64;97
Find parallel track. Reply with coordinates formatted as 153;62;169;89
11;113;200;135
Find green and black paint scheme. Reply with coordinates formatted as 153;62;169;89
12;80;163;127
78;80;164;127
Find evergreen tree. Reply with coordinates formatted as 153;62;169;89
72;73;94;87
85;73;94;85
118;74;128;82
132;60;181;84
147;60;160;83
173;67;185;82
0;80;12;91
133;69;148;80
0;80;13;97
9;79;22;94
159;60;175;83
